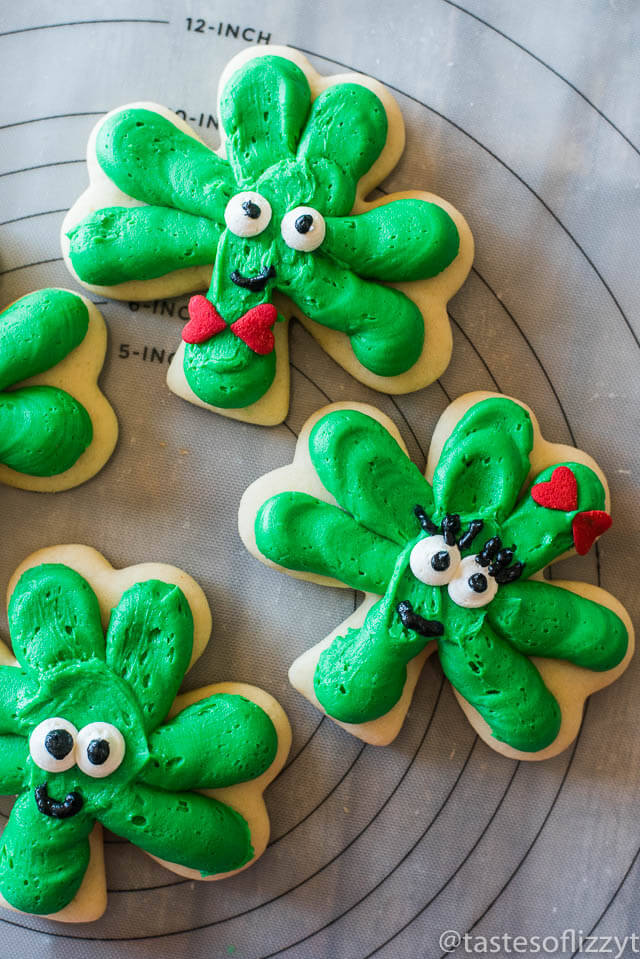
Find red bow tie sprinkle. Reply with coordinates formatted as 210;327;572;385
182;296;277;355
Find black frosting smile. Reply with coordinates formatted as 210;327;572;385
230;264;276;292
396;600;444;638
35;783;83;819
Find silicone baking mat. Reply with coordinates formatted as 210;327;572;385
1;1;639;956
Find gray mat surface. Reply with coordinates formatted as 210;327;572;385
1;1;639;956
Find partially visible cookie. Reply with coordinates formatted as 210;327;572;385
0;289;117;492
62;45;473;425
239;394;633;758
0;545;291;922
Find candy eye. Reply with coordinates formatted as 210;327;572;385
224;192;272;237
409;535;461;586
281;206;326;251
76;722;126;779
448;556;498;609
29;717;78;773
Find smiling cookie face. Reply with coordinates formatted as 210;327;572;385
0;561;283;917
23;659;149;821
63;49;471;423
242;395;632;755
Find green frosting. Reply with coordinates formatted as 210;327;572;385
0;564;280;914
0;793;92;915
67;206;221;286
0;290;94;476
0;289;88;391
438;605;562;752
313;543;440;723
432;399;533;525
0;387;93;476
67;54;461;409
141;694;278;790
256;492;400;595
489;581;628;672
309;409;434;542
324;200;460;281
254;398;628;751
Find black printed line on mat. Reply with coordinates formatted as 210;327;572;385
362;761;521;958
0;112;104;131
295;46;640;353
440;0;640;158
436;728;584;959
11;675;449;935
0;256;63;276
0;19;169;39
570;841;640;958
260;731;480;959
0;46;620;945
0;159;83;178
0;208;67;227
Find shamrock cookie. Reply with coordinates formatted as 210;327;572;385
62;46;473;425
0;545;290;922
0;289;117;492
240;394;633;758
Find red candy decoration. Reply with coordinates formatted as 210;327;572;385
182;295;226;343
231;304;278;355
531;466;578;511
182;298;277;354
572;510;612;555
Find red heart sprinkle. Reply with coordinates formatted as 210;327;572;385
572;510;612;555
231;303;278;355
531;466;578;511
182;295;227;344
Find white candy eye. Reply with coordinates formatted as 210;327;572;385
76;722;126;779
224;192;272;237
29;718;78;773
448;556;498;609
281;206;326;251
409;535;461;586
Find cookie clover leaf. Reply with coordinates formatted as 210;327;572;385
0;558;283;918
243;395;632;756
63;47;472;424
0;289;117;492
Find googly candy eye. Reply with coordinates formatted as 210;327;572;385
224;192;272;237
281;206;326;251
76;722;126;778
29;717;78;773
448;555;498;609
409;535;461;587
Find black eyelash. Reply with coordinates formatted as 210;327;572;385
441;513;461;546
412;506;523;584
413;504;439;535
458;519;484;550
493;561;525;585
477;536;524;584
413;507;484;551
476;536;502;567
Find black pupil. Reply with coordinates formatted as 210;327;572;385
468;573;488;593
431;550;451;572
295;213;313;234
241;200;261;219
44;729;73;760
87;739;110;766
